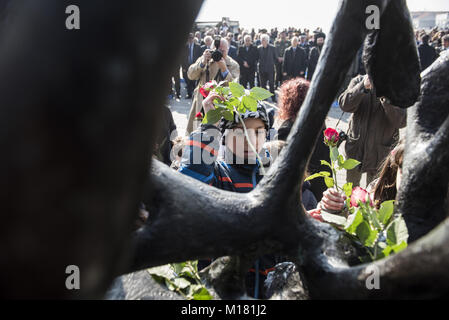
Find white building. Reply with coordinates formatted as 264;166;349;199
411;11;449;30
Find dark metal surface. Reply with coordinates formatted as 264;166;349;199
1;0;447;300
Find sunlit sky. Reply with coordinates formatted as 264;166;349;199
196;0;449;32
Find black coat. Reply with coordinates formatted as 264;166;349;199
228;45;238;61
418;43;438;71
237;44;259;72
257;44;278;74
307;45;322;81
282;46;307;77
183;43;202;70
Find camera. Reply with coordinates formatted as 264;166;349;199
211;37;223;62
337;130;348;147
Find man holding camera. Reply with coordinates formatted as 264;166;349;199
185;37;240;135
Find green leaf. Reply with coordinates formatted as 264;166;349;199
237;101;246;113
249;86;273;100
203;108;222;124
147;264;174;280
382;245;393;257
330;147;339;162
391;241;407;253
341;158;361;170
366;205;382;231
165;279;175;291
320;160;332;170
321;212;347;227
242;95;258;111
221;87;230;97
386;216;409;246
223;110;234;121
228;97;240;107
337;155;345;168
171;262;186;276
324;176;334;188
172;277;192;290
356;221;378;247
343;182;353;198
345;209;363;234
193;287;213;300
377;200;395;225
229;82;245;98
304;171;331;181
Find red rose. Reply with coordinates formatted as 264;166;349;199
324;128;339;147
199;87;209;98
200;80;218;98
195;111;203;119
350;186;370;207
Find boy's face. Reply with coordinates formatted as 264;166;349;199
225;118;267;160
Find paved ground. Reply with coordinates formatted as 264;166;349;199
168;83;373;188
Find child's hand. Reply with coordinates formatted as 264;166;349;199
202;93;224;114
320;188;346;212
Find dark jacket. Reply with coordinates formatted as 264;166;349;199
228;45;238;61
418;43;438;71
274;39;291;61
237;44;259;72
338;75;407;172
282;46;307;78
183;42;202;70
307;45;323;81
257;44;278;74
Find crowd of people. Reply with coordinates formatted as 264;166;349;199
148;24;448;299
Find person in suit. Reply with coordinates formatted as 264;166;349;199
237;35;259;89
274;31;291;88
182;33;203;99
257;34;278;102
226;34;238;61
298;33;311;57
307;32;325;81
418;34;438;71
282;36;307;80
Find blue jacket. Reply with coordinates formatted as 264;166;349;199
178;124;265;193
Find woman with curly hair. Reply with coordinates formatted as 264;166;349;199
276;77;331;201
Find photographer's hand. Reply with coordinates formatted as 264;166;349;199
202;50;212;65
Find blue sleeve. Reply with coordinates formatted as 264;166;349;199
221;69;229;79
178;124;221;184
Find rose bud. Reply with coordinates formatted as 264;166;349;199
324;128;340;147
195;111;203;119
350;186;371;207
